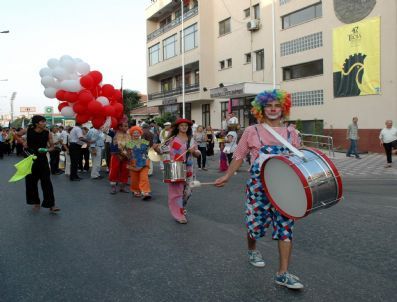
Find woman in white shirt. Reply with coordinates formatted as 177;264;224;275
379;120;397;168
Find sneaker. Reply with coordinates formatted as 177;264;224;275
275;272;304;290
248;250;265;267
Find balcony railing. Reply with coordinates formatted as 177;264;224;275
148;83;200;100
147;6;198;42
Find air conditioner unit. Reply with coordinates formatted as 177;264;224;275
247;19;260;31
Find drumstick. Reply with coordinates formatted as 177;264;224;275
189;180;215;188
175;144;198;161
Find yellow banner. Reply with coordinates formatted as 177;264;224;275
333;17;380;98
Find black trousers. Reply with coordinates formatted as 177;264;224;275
197;146;207;168
383;140;397;163
79;147;90;171
49;148;61;174
69;143;81;180
226;153;233;164
0;142;3;159
25;158;55;208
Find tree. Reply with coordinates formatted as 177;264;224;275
122;89;141;121
296;119;303;133
11;117;30;129
154;112;176;127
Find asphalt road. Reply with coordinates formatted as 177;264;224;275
0;155;396;302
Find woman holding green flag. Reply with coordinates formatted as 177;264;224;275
18;115;60;212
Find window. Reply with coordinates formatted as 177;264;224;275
160;15;172;27
220;60;225;69
183;23;198;52
244;8;250;18
245;53;251;63
194;70;200;84
161;78;173;92
227;58;232;68
255;49;264;70
219;18;231;36
282;2;322;29
185;72;191;86
149;43;160;65
192;0;198;8
175;9;181;19
202;104;211;127
291;90;324;106
282;59;323;80
163;34;177;60
253;4;260;19
280;32;323;56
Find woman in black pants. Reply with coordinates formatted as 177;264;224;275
193;125;208;170
19;115;60;212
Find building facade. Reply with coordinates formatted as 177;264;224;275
145;0;397;152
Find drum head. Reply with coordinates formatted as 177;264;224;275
148;148;161;162
261;157;308;219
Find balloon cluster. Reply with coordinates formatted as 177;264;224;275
39;55;124;129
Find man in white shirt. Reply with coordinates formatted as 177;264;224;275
227;112;239;130
86;127;105;179
379;120;397;168
192;120;198;134
69;124;89;181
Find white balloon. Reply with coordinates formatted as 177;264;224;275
60;80;82;92
39;67;53;77
60;55;74;64
96;96;109;106
76;62;90;75
52;80;61;89
44;87;57;99
61;58;76;73
47;58;59;69
61;106;75;118
69;72;79;80
74;58;83;63
41;76;56;88
52;67;69;81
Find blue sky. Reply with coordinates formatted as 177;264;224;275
0;0;148;116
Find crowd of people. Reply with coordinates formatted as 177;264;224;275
3;89;397;291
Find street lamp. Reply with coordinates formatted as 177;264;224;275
180;0;185;118
0;79;8;81
0;30;10;34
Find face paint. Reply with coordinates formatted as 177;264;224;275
264;101;282;120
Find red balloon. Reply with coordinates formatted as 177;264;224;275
113;103;124;115
73;102;87;114
55;90;66;101
101;84;115;97
64;92;78;103
87;100;104;116
91;85;102;98
111;117;118;129
76;114;90;124
80;75;94;89
92;116;106;129
89;71;103;85
78;90;94;105
103;105;116;117
58;102;69;112
112;90;122;102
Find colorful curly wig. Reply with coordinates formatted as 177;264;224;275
251;89;291;122
129;125;143;136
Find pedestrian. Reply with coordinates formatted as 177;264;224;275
206;125;215;157
194;125;208;170
128;126;152;200
49;126;63;175
346;117;361;159
141;123;154;176
227;112;239;131
216;130;228;172
19;115;60;212
155;118;200;224
214;89;304;290
223;130;238;165
79;127;90;173
159;122;172;170
62;126;71;176
69;123;89;181
379;120;397;168
108;122;131;194
191;120;198;134
86;127;105;179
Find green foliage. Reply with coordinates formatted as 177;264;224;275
153;112;176;127
123;90;141;121
313;119;323;135
296;119;303;133
10;117;30;129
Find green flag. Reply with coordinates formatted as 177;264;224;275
9;155;36;182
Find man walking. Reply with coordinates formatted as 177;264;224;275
346;117;361;159
69;123;89;181
87;127;105;179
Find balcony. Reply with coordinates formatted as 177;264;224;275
147;6;198;42
148;83;200;100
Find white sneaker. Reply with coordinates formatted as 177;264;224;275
248;250;265;267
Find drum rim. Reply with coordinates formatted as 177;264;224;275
260;155;313;220
305;147;343;202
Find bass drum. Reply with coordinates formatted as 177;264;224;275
260;148;343;220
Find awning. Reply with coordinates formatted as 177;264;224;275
130;106;160;116
210;82;278;99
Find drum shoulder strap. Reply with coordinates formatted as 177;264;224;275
254;125;265;146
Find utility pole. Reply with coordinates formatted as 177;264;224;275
10;92;17;123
